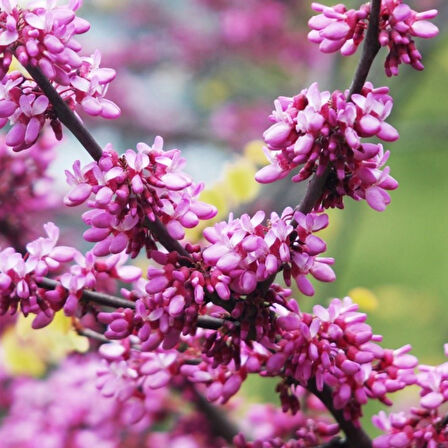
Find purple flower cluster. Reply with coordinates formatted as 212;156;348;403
99;253;208;350
308;0;439;76
0;354;176;448
257;82;399;210
57;249;141;316
0;1;119;151
203;207;335;297
373;345;448;447
234;401;339;448
266;297;417;421
0;222;75;328
65;136;217;257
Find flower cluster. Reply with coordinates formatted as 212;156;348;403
0;220;142;327
0;1;119;151
0;222;75;328
64;136;217;257
99;253;208;350
203;207;335;297
308;1;439;76
0;354;179;448
234;400;339;448
56;249;142;316
257;82;399;210
373;345;448;447
265;297;417;421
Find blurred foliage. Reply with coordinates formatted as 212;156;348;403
1;314;88;377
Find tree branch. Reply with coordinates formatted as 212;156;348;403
37;277;225;330
189;384;240;443
25;64;104;162
295;0;382;215
307;380;372;448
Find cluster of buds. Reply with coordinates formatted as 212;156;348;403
0;1;118;150
99;252;208;351
257;82;399;210
308;0;439;76
203;207;335;297
0;222;75;328
373;345;448;447
265;297;417;421
64;136;217;257
0;220;142;327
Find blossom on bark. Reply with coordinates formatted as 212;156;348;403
308;1;439;76
64;137;217;257
256;82;399;210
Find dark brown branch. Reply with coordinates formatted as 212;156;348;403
296;0;382;215
144;217;191;260
37;277;225;330
190;385;239;443
307;380;372;448
77;327;110;344
348;0;382;99
25;64;103;162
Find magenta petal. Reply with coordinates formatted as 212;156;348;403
297;274;315;296
83;227;110;243
25;117;41;145
161;172;190;190
255;164;288;184
81;96;102;116
109;233;128;253
358;115;381;136
99;99;121;119
168;295;185;316
67;183;92;205
166;219;185;240
32;310;54;329
263;121;291;147
216;252;241;272
0;100;17;118
320;21;350;40
310;263;335;282
49;246;76;262
420;391;444;409
6;123;26;147
116;265;141;282
366;186;389;212
319;38;344;53
44;34;64;53
411;21;439;39
377;122;399;141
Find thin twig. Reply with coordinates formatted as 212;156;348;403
37;277;225;330
296;0;382;215
25;64;103;162
77;327;110;344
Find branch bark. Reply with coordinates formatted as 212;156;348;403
308;380;372;448
37;277;225;330
25;64;104;162
296;0;382;215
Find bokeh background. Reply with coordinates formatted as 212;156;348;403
1;0;447;439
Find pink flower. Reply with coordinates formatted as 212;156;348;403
308;1;439;76
257;82;399;210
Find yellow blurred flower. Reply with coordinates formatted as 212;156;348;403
1;313;89;377
348;287;379;311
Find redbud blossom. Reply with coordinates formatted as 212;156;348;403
257;82;399;210
308;1;439;76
